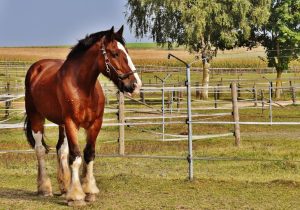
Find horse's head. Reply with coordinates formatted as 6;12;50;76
98;26;142;95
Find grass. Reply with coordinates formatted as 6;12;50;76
1;104;300;209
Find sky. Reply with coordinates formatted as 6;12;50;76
0;0;151;46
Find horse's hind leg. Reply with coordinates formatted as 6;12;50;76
30;115;53;196
82;120;101;202
56;125;71;195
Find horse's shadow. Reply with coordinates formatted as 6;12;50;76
0;187;66;206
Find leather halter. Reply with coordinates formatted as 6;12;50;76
101;45;136;80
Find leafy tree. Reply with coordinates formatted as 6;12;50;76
125;0;271;99
251;0;300;99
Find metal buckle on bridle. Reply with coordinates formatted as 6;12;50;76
101;45;136;80
101;47;111;75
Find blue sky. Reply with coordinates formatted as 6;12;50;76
0;0;150;46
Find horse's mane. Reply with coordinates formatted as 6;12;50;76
67;29;125;59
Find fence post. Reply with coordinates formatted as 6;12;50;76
292;87;296;105
268;83;273;125
253;83;257;107
237;83;241;99
5;82;11;118
231;83;241;147
118;91;125;155
140;91;145;103
217;84;221;100
177;90;182;110
261;90;265;114
195;82;200;99
214;87;218;108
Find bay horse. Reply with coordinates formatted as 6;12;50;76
24;26;142;206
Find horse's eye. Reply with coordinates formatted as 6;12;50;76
112;52;119;58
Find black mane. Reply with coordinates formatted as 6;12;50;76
67;29;125;59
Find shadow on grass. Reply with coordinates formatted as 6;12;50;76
0;187;66;206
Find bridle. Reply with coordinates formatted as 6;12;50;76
101;45;136;80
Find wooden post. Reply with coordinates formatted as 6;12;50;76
292;87;296;105
195;82;200;99
231;83;240;147
237;83;241;99
217;84;220;100
177;90;182;110
253;83;257;107
214;87;217;108
140;91;145;103
6;82;10;94
5;82;11;118
118;91;125;155
261;89;265;114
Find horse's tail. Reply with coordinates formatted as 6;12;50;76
24;115;35;149
24;63;49;153
24;115;50;154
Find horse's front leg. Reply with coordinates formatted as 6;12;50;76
81;119;102;202
64;118;86;206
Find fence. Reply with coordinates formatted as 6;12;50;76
1;61;300;180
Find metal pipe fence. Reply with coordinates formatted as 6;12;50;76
1;61;300;180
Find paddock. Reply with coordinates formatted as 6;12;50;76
0;61;300;208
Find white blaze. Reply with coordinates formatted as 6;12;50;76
117;42;142;94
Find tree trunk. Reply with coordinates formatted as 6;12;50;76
201;59;210;100
275;70;282;100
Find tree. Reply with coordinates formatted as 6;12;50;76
250;0;300;99
125;0;271;99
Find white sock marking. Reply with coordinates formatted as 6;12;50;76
58;130;69;168
32;131;43;148
71;156;82;183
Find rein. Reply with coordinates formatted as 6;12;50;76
101;46;135;80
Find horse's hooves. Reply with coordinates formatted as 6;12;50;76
67;200;86;206
85;193;96;202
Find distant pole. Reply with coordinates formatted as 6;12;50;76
118;91;125;155
269;82;273;125
214;87;218;108
195;82;200;99
155;74;172;141
231;83;241;147
253;83;257;107
261;90;265;114
292;87;296;105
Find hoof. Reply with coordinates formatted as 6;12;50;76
67;200;86;206
85;193;96;202
59;193;66;198
38;191;53;197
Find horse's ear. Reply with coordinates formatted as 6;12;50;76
116;25;124;36
109;26;114;36
105;26;114;41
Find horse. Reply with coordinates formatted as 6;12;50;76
24;26;142;206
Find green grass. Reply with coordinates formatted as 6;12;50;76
1;104;300;209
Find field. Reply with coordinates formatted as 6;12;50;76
0;44;300;209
